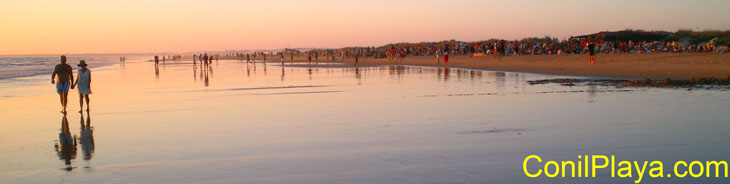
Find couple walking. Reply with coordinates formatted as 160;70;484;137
51;55;92;114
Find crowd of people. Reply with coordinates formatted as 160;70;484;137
276;37;725;65
145;36;728;67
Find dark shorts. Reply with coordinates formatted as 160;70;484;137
56;81;70;94
589;50;596;56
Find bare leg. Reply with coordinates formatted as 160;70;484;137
61;92;68;114
85;95;90;111
59;94;64;112
79;93;84;113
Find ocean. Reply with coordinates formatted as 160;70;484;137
0;55;128;80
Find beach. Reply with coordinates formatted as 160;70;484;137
284;53;730;80
3;0;730;183
1;58;729;183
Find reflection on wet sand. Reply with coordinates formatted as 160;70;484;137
355;67;362;85
79;112;95;161
154;63;159;79
204;65;210;87
179;61;555;97
281;66;285;81
493;72;506;89
3;59;724;184
54;115;76;171
587;85;598;103
53;113;95;171
246;62;251;77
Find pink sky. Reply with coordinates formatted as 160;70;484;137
1;0;728;55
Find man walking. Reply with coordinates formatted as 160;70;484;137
51;55;74;114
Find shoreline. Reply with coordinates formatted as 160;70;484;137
8;52;727;84
244;53;728;80
319;53;730;80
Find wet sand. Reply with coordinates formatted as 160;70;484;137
286;53;730;80
2;59;730;183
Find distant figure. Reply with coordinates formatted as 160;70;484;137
290;53;294;62
443;50;449;64
496;41;505;62
154;55;159;64
51;55;74;114
588;41;597;64
203;53;209;65
263;53;267;62
193;54;197;64
246;54;250;62
435;48;441;63
398;50;405;62
354;51;360;65
280;53;285;65
72;60;92;113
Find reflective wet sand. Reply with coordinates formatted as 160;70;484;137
1;60;729;183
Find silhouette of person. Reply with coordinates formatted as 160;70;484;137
51;55;74;114
79;112;95;161
54;115;77;171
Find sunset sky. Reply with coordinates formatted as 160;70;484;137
1;0;728;55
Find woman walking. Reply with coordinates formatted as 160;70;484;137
72;60;92;113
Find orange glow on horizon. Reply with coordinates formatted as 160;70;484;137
1;0;729;55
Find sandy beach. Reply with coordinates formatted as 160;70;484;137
1;57;729;183
279;53;730;80
3;0;730;183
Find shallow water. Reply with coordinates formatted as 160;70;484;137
1;59;729;183
0;55;129;80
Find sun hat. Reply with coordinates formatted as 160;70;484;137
78;60;88;67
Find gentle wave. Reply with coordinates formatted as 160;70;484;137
0;56;120;80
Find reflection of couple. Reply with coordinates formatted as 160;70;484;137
51;55;92;114
54;113;94;171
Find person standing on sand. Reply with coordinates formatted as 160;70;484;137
444;45;450;64
443;49;449;64
51;55;74;114
203;53;208;65
354;50;360;65
399;49;406;62
496;40;505;62
280;53;285;65
435;48;441;63
588;40;597;64
71;60;92;113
